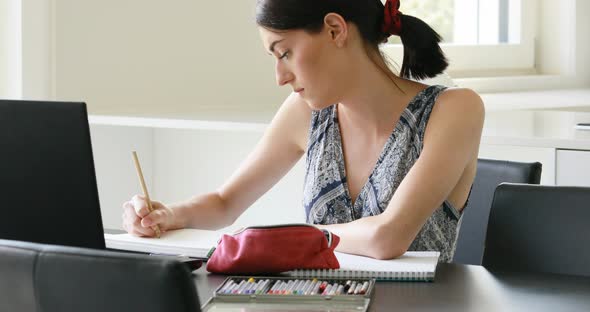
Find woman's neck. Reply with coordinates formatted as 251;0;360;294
337;60;420;137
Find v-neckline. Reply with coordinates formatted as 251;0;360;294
333;86;433;209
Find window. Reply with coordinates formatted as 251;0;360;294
382;0;536;76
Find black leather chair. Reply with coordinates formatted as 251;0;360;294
0;239;201;312
482;183;590;277
453;159;542;265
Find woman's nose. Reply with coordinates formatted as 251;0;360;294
275;63;294;86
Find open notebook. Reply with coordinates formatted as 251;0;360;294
287;251;440;282
104;229;221;259
106;229;439;281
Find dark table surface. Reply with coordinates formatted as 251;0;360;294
191;263;590;311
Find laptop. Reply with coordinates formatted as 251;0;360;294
0;99;105;249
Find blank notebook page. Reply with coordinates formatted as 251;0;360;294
104;229;221;258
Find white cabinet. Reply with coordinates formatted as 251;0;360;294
152;128;306;229
90;122;306;231
556;150;590;186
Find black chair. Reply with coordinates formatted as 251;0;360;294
0;239;201;312
482;183;590;277
453;159;542;265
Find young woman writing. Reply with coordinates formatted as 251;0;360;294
122;0;484;262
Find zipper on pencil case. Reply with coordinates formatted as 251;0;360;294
230;223;334;248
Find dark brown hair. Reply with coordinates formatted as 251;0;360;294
256;0;448;80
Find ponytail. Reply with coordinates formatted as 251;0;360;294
398;15;448;80
381;0;448;80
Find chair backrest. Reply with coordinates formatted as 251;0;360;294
0;239;201;312
482;183;590;277
453;159;542;265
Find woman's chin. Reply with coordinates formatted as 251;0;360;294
303;98;333;111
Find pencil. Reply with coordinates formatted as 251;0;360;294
131;151;162;238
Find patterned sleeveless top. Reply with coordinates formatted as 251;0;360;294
303;85;465;263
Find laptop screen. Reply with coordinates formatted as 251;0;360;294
0;99;105;249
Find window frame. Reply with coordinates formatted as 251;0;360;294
380;0;537;76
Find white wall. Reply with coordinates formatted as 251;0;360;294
11;0;590;111
575;0;590;85
53;0;289;117
21;0;52;99
0;0;21;98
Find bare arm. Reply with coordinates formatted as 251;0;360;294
124;93;311;235
317;88;485;259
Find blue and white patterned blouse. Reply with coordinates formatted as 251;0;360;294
303;85;465;262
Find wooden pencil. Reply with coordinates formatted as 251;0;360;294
131;151;162;238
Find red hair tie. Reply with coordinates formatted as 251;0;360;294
382;0;402;36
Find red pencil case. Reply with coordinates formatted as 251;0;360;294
206;224;340;274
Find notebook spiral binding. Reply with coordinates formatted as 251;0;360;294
289;269;433;282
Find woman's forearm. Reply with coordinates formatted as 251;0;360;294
317;215;407;260
168;192;236;230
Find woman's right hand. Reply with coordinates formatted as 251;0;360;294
122;194;177;237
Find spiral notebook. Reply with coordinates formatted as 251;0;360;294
287;251;440;282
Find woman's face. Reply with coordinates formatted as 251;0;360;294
259;27;346;110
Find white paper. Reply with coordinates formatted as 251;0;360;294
104;229;222;258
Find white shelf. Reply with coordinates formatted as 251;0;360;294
482;134;590;151
481;88;590;112
89;115;267;132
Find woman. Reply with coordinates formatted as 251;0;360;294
122;0;484;262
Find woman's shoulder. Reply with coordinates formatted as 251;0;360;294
431;87;485;128
267;92;315;152
437;87;484;115
438;86;481;100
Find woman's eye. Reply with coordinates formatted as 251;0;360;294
279;51;290;59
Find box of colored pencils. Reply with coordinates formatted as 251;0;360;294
202;276;375;312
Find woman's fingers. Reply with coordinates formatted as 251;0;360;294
122;198;157;237
131;194;150;217
131;215;156;236
141;209;165;228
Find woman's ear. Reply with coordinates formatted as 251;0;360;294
323;13;348;48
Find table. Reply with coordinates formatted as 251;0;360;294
191;263;590;311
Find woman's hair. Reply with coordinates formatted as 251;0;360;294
255;0;448;80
